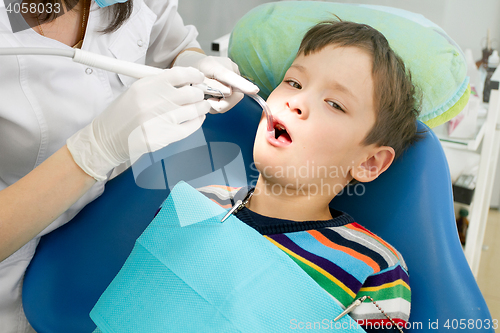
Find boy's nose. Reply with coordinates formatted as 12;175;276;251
286;95;309;119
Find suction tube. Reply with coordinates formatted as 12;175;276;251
248;94;275;137
0;48;163;78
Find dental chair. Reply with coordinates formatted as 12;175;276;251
22;2;494;332
22;96;494;332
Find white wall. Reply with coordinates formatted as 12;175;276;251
178;0;500;62
330;0;500;63
439;0;500;62
178;0;271;55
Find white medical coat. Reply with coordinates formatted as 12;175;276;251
0;0;200;331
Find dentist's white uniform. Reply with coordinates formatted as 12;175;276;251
0;1;199;331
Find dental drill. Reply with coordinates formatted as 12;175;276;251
0;47;275;135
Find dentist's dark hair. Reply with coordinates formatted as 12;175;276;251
298;20;422;159
36;0;133;34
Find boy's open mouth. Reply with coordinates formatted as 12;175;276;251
274;122;292;144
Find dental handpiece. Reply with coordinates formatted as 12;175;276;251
72;48;277;136
0;47;275;134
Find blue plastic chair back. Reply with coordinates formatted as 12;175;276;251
22;96;493;332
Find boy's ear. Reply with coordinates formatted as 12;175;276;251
351;146;395;183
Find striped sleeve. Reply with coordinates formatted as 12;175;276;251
350;260;411;330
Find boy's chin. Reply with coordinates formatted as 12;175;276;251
252;157;289;180
257;175;293;186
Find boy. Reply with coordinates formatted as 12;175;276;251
200;20;419;332
91;20;419;333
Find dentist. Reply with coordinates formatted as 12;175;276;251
0;0;258;332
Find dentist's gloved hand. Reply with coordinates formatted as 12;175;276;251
173;50;259;113
67;67;211;181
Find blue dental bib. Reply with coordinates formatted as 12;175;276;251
90;182;365;332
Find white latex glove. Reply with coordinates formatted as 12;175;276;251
173;50;259;113
67;67;211;181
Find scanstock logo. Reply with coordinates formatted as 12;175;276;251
3;0;76;33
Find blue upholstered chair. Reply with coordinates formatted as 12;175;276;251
22;95;494;332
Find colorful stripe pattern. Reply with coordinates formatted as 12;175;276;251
197;185;411;328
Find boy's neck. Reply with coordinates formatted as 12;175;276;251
246;176;335;221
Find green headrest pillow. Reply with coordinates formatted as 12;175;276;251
228;1;469;128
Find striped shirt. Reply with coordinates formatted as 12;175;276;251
198;185;411;330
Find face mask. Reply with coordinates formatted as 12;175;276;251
94;0;128;8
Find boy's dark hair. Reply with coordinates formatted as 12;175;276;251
298;20;421;159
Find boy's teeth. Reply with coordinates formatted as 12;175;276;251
276;124;285;131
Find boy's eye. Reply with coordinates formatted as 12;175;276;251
285;80;302;89
326;100;345;112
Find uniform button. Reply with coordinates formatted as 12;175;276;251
137;39;144;47
85;68;93;75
